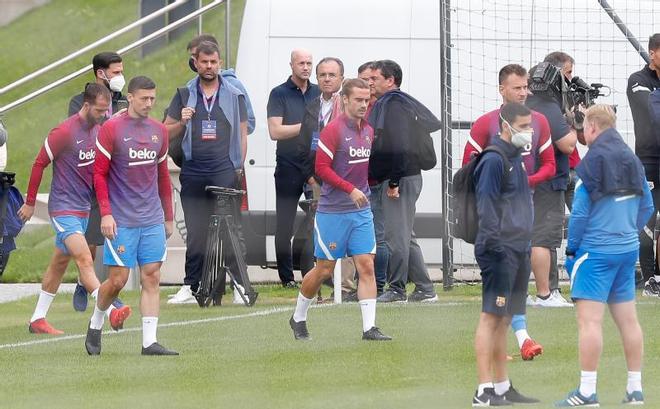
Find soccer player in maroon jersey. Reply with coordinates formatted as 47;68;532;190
19;84;131;335
289;78;391;341
85;76;176;356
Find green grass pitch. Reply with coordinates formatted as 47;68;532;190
0;285;658;408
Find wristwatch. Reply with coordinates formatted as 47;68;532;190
388;180;399;189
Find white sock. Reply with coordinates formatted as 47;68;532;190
627;371;642;394
30;290;56;322
579;370;597;397
90;303;106;330
514;329;530;349
478;382;494;396
494;379;511;395
358;298;376;332
142;316;158;348
293;292;314;322
90;288;116;318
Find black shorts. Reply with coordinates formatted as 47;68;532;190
84;196;104;246
531;187;564;249
476;247;530;316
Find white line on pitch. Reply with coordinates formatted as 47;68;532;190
0;306;297;350
0;301;469;351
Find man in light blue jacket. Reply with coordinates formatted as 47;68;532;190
557;105;654;407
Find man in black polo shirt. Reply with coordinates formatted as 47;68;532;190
267;49;321;288
164;41;248;304
526;62;577;308
67;52;127;312
627;33;660;295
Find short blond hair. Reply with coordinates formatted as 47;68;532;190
585;104;616;131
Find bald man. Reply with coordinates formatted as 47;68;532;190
267;49;321;288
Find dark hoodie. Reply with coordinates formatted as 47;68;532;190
576;127;645;202
474;137;533;253
368;89;441;185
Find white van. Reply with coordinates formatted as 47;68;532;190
236;0;445;268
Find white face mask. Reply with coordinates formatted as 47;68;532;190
102;71;125;92
108;74;125;93
503;118;533;149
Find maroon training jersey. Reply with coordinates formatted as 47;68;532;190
26;114;98;217
95;112;173;227
315;113;373;213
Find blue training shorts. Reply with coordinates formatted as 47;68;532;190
314;208;376;260
570;249;638;304
51;215;89;255
103;224;167;269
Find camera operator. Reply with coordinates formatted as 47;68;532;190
627;34;660;295
526;55;577;307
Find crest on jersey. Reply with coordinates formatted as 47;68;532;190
496;296;506;307
151;134;159;143
117;245;126;254
329;242;337;250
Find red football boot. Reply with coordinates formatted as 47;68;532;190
109;305;132;331
520;338;543;361
28;318;64;335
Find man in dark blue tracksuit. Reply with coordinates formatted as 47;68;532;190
472;102;537;407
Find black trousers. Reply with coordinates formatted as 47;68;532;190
639;161;660;282
180;169;246;292
274;162;313;284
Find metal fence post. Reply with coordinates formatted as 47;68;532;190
440;0;454;290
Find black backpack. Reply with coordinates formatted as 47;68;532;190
451;145;510;244
414;121;437;170
163;87;190;168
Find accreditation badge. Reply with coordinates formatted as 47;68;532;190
201;120;217;140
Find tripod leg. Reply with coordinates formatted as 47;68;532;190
196;216;221;307
222;216;258;306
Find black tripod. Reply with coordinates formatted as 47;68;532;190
194;186;258;307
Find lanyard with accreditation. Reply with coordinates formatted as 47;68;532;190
200;85;218;141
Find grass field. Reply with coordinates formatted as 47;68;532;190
1;284;659;408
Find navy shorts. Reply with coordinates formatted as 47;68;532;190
475;247;530;316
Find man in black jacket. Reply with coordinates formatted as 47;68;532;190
627;33;660;295
368;60;438;303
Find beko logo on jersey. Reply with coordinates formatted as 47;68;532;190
349;146;370;158
78;149;96;161
129;147;157;160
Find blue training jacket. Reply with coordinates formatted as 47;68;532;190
567;127;654;254
474;136;534;253
567;178;653;254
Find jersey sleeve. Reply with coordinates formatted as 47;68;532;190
157;124;174;221
94;121;115;217
315;125;354;193
566;179;591;252
528;113;556;187
463;114;490;165
26;125;72;206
